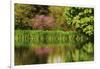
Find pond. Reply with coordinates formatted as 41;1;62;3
15;40;94;65
15;30;94;65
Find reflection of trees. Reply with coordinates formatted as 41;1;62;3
15;41;94;65
15;46;49;65
68;42;94;62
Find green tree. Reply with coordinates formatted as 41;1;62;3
64;7;94;37
15;4;34;29
49;6;68;30
15;4;49;29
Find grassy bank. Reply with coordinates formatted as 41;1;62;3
15;30;86;46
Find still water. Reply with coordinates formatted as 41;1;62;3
15;41;94;65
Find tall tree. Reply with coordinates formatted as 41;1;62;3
15;4;49;29
48;6;68;30
64;7;94;37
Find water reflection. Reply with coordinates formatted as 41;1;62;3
15;42;94;65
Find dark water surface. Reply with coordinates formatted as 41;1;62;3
15;41;94;65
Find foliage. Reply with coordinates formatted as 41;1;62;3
31;15;55;30
79;42;94;61
15;4;33;29
15;30;86;46
15;4;49;29
48;6;68;30
31;6;69;30
64;7;94;37
14;4;94;64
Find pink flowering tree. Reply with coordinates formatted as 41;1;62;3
32;15;55;30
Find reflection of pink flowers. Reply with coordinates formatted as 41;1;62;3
35;48;53;56
32;15;55;30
